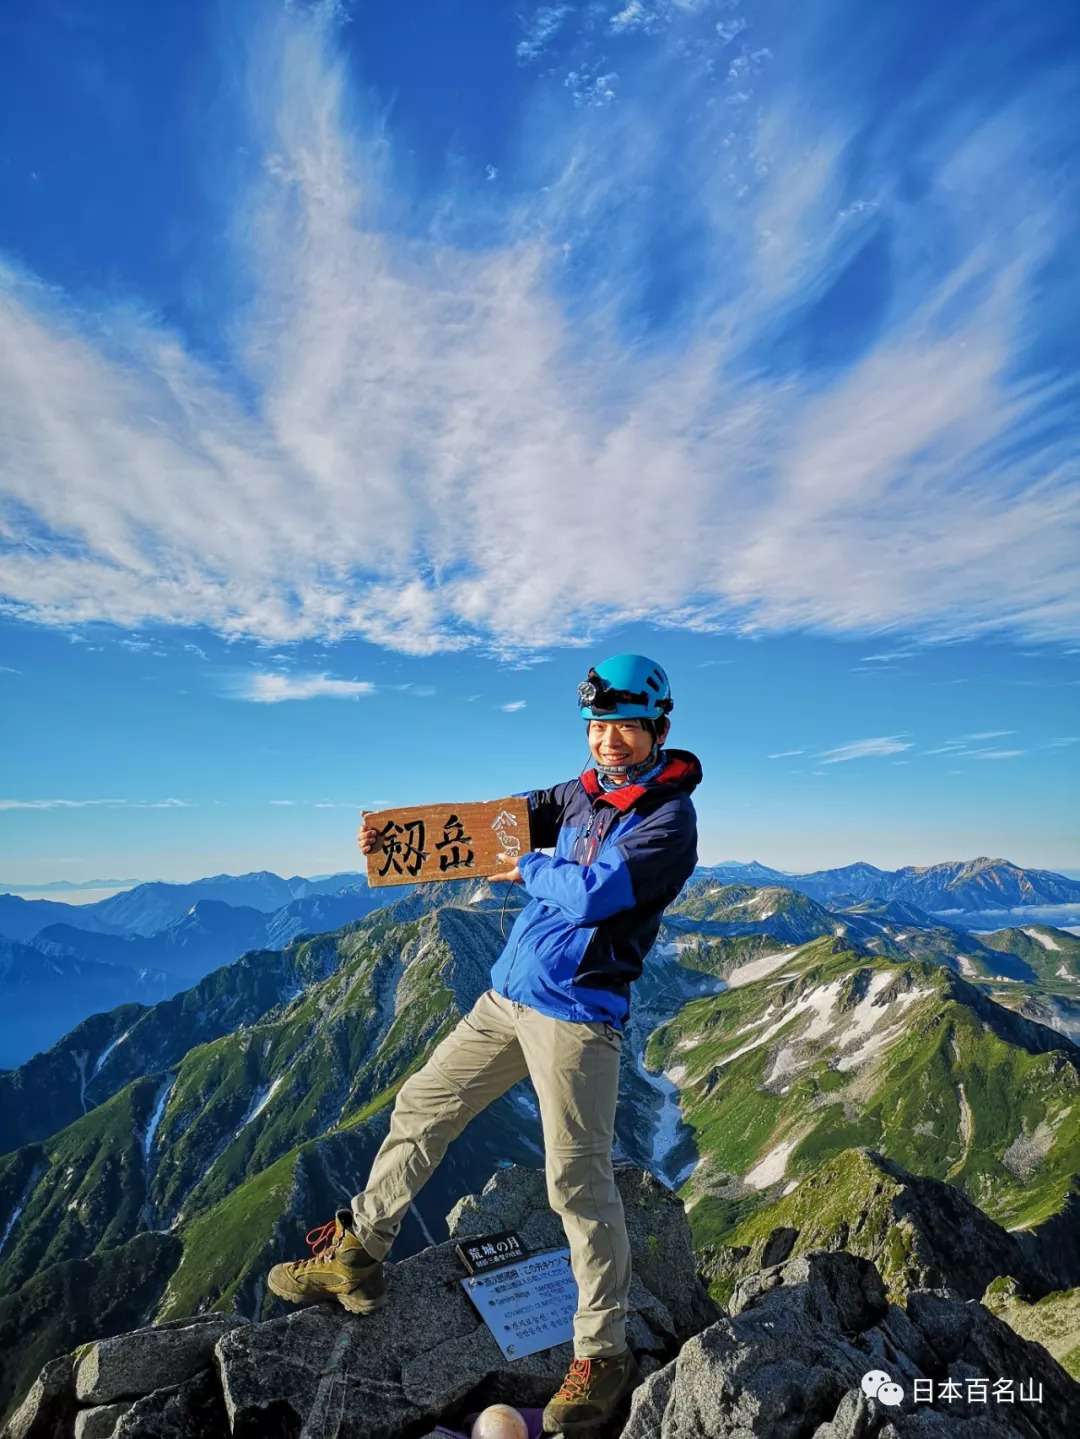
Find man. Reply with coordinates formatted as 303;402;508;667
267;653;702;1435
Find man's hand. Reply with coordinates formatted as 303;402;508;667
357;819;384;856
489;852;523;884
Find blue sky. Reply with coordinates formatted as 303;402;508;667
1;0;1077;886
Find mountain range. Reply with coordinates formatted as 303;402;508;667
0;876;400;1067
1;855;1076;1070
0;865;1078;1423
696;855;1080;912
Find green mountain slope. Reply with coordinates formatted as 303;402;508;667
0;902;549;1419
3;887;1079;1426
645;936;1080;1245
696;1145;1059;1309
977;924;1080;987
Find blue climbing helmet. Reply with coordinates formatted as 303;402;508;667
577;653;674;721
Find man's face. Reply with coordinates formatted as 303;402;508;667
587;718;656;772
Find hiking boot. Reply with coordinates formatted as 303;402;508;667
267;1208;387;1314
541;1349;640;1434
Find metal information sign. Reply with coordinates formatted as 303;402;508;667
363;796;531;888
460;1247;577;1360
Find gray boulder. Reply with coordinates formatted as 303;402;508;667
73;1315;244;1406
446;1162;719;1339
73;1405;131;1439
216;1227;680;1437
111;1372;226;1439
2;1353;79;1439
619;1249;1080;1439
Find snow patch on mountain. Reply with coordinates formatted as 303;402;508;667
142;1076;175;1170
72;1050;90;1114
0;1163;42;1257
955;1082;974;1166
1022;927;1060;951
835;1021;906;1073
510;1085;539;1119
744;1135;801;1189
715;982;843;1071
720;971;933;1079
726;947;805;988
233;1077;285;1139
634;1050;695;1188
92;1026;133;1079
764;1045;800;1084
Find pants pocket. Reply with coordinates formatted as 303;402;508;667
584;1020;623;1050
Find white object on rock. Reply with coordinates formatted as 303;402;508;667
471;1403;529;1439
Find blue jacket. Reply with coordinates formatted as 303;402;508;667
489;748;702;1030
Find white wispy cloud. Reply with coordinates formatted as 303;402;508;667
0;1;1076;659
966;748;1024;760
923;729;1018;757
609;2;655;34
231;672;375;703
1046;736;1080;747
817;736;913;763
859;649;918;663
767;748;804;758
269;798;360;808
0;797;191;810
501;700;528;712
517;4;573;63
564;65;619;107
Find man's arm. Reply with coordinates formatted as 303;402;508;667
515;781;576;851
517;803;697;924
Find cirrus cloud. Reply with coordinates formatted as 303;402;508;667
0;1;1076;659
230;671;376;703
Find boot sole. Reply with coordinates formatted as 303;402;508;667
337;1288;388;1314
541;1418;606;1437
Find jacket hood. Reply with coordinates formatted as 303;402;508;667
579;747;703;812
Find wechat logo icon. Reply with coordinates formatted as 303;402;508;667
861;1369;904;1406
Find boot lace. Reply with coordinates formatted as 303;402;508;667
295;1218;339;1271
555;1358;593;1400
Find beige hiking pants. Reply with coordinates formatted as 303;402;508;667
350;987;631;1357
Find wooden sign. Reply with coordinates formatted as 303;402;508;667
362;796;532;888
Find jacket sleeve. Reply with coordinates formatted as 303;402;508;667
518;801;697;923
514;781;577;851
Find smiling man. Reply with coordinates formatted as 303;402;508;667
266;653;702;1435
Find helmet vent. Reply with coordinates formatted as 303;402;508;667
646;675;660;691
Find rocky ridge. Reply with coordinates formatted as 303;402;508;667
5;1163;1079;1439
